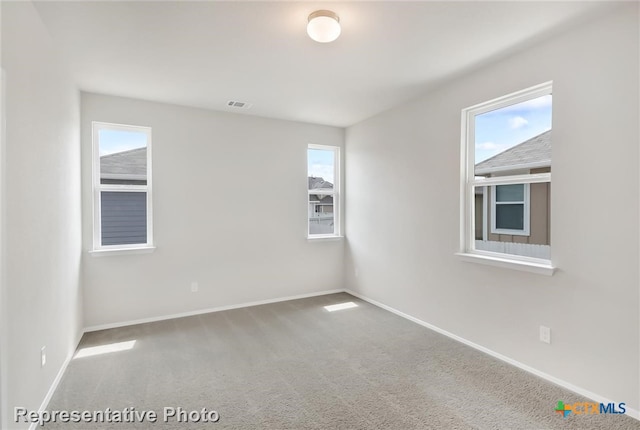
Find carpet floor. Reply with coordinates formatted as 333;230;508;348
43;293;638;429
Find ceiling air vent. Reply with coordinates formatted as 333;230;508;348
227;100;252;109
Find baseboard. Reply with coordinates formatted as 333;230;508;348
84;289;346;333
41;288;639;425
25;290;345;430
29;347;77;430
345;289;640;421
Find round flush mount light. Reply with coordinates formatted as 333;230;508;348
307;10;341;43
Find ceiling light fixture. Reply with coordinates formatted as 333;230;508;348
307;10;341;43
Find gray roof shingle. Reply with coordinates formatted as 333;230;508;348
101;147;147;178
475;130;551;175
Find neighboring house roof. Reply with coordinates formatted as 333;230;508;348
101;147;147;180
309;176;333;191
309;176;334;203
475;130;551;175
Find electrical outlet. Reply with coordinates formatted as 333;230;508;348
190;282;198;293
40;346;46;367
539;326;551;344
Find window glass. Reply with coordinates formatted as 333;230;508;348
496;184;524;202
93;123;152;250
463;84;552;264
474;94;552;177
99;129;148;185
495;204;524;230
100;191;147;246
308;146;338;237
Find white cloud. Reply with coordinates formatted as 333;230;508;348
509;116;529;129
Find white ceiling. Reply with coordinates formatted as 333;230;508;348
33;1;614;127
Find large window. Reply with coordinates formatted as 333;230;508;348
307;144;340;238
92;122;153;251
460;82;552;273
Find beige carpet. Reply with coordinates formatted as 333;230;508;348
42;293;638;429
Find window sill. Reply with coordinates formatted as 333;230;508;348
307;235;344;242
89;246;156;257
455;252;555;276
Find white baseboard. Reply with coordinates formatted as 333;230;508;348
345;289;639;421
29;289;346;429
38;288;638;427
84;289;346;333
29;348;76;430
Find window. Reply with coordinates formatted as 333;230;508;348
491;184;530;235
460;82;552;274
92;122;153;251
307;144;340;238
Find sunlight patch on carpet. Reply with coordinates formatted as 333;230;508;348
74;340;137;359
324;302;358;312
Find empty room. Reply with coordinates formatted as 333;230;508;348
1;1;639;429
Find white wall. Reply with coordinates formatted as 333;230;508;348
1;2;83;429
345;4;639;412
81;93;345;328
0;3;6;427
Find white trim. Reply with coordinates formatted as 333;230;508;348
33;288;639;424
308;189;335;196
473;172;550;186
345;289;639;421
28;352;76;430
92;122;153;251
89;246;156;257
84;289;344;332
461;82;553;267
455;251;555;276
307;235;344;241
464;81;553;116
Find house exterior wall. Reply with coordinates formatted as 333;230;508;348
478;167;551;245
474;194;483;240
100;191;147;246
485;182;550;245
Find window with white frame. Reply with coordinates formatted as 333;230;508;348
491;183;530;235
460;82;552;271
307;144;340;238
92;122;153;250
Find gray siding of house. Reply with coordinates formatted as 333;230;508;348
101;191;147;246
481;182;550;246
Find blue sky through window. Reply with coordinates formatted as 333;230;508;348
99;129;147;156
308;148;335;184
475;94;552;163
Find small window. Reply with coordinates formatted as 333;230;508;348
491;184;530;235
461;82;552;269
307;144;340;238
92;122;153;250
